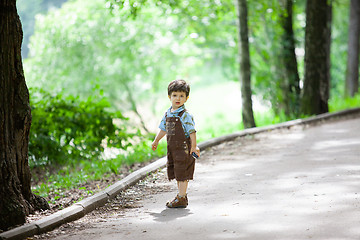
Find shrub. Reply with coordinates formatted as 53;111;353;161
29;88;133;167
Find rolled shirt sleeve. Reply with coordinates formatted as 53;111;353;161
181;111;196;137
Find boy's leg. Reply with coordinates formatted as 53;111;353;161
178;180;188;197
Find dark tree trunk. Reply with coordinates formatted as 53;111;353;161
345;0;360;97
235;0;256;128
0;0;49;231
279;0;301;118
322;1;332;112
301;0;331;115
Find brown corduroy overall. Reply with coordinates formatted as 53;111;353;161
166;110;195;181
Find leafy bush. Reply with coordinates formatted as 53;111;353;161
29;88;134;167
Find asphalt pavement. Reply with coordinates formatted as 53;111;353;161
47;113;360;240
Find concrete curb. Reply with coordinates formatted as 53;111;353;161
1;107;359;240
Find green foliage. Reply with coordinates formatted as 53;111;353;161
29;87;132;166
22;0;355;120
23;0;199;111
330;0;350;97
16;0;68;58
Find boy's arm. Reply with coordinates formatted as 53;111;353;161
189;132;200;157
152;130;166;151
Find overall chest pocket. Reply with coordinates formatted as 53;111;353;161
166;121;176;136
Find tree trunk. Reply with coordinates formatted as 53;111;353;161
279;0;301;118
301;0;330;115
321;1;332;112
345;0;360;97
235;0;256;128
0;0;49;231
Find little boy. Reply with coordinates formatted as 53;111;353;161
152;79;200;208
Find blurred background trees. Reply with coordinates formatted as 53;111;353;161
15;0;359;165
345;0;360;98
19;0;357;123
17;0;68;58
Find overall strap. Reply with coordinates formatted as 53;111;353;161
178;109;187;118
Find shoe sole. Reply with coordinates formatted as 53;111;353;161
166;205;187;208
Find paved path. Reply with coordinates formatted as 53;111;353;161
50;117;360;240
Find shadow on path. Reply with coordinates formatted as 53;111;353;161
149;208;193;222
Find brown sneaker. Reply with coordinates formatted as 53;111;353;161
166;194;187;208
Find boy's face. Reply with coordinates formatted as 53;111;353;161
168;91;188;110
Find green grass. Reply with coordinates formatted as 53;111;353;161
329;93;360;112
196;109;283;142
31;140;167;198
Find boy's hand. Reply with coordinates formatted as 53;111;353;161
152;130;166;151
191;146;200;158
195;146;200;158
152;140;158;151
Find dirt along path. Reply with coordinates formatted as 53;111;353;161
34;116;360;240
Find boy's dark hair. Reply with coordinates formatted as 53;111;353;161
168;79;190;97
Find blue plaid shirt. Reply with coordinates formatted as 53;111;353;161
159;105;196;138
